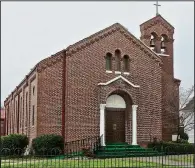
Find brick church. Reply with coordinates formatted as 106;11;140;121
4;14;180;146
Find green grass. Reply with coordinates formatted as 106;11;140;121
168;154;194;163
1;154;194;168
1;158;162;168
1;157;191;168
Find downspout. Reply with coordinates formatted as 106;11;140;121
62;50;67;142
17;94;20;133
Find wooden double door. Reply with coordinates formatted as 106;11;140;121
105;109;125;143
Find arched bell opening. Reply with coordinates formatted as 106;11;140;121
161;34;168;54
150;32;158;52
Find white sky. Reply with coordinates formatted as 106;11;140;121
1;2;194;106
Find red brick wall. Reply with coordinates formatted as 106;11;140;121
37;53;64;137
65;27;162;143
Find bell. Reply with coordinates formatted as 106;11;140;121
161;41;166;49
150;39;155;47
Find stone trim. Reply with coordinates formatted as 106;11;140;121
157;53;170;57
115;71;121;74
106;70;112;73
98;75;140;88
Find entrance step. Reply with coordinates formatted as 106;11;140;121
95;152;163;158
94;143;163;158
104;145;141;149
98;148;154;152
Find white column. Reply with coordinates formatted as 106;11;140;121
100;104;106;146
132;105;138;145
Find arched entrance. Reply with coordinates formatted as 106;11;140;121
105;94;126;143
99;90;138;146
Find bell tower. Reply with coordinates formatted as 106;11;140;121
140;12;180;141
140;14;175;76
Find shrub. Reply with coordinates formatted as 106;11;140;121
0;134;29;155
148;141;195;154
177;139;189;144
180;132;189;141
32;134;64;156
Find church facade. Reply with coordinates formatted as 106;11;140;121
4;14;180;145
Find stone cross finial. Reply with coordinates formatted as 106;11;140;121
154;1;161;16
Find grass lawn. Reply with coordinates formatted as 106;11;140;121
168;154;194;163
1;157;184;168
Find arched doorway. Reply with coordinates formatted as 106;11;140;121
105;94;126;143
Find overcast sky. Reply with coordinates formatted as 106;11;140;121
1;2;194;106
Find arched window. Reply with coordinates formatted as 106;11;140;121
123;55;129;72
106;53;112;71
115;49;121;71
161;34;168;54
150;32;157;51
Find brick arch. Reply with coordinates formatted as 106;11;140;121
106;89;134;105
150;31;158;39
161;34;169;41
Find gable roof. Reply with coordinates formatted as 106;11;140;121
98;75;140;88
140;14;174;33
66;23;162;65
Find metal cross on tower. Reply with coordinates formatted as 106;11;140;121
154;1;161;16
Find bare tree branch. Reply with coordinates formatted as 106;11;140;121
179;86;194;110
178;85;194;137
